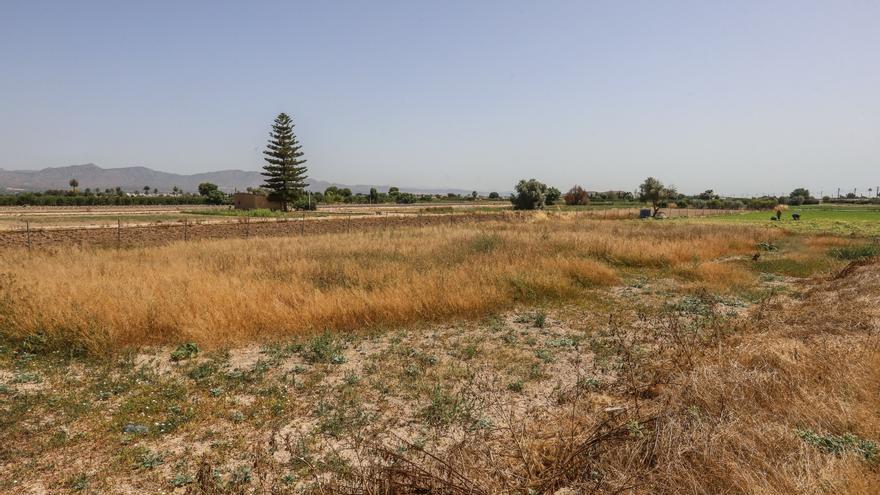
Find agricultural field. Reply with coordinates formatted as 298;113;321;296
1;214;879;494
0;202;510;231
694;204;880;236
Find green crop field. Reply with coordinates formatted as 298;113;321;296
690;204;880;236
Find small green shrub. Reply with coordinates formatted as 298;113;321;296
301;333;346;364
534;311;547;328
798;429;878;461
828;243;879;260
171;473;194;487
186;362;216;380
68;473;89;491
535;348;554;363
756;241;778;251
138;450;164;469
170;343;199;361
420;386;476;427
470;234;501;254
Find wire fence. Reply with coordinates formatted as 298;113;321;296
0;207;744;250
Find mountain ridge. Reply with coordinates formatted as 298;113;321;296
0;164;485;195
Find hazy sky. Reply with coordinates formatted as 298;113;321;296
1;1;878;195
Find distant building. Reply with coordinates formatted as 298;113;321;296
232;192;282;210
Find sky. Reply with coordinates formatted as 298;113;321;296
1;0;878;196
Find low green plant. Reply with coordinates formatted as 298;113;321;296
171;473;194;487
170;343;199;361
302;333;346;364
756;241;778;251
138;450;164;469
828;243;879;260
535;348;554;363
68;473;89;491
798;429;878;461
420;385;476;427
534;311;547;328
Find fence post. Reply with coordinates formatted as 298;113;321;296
183;219;188;242
245;216;250;238
301;212;305;235
26;221;31;250
347;212;352;233
117;218;121;249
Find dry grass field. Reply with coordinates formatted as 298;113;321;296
1;214;878;494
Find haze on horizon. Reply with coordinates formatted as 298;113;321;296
1;0;878;197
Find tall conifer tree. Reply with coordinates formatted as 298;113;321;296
262;113;308;211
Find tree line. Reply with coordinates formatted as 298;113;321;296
508;177;827;214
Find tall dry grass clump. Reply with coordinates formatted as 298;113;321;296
0;218;774;353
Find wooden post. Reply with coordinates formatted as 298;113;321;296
245;216;250;238
183;219;188;241
25;221;31;250
117;218;121;249
301;212;305;235
347;212;352;233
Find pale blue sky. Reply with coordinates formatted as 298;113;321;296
1;0;878;195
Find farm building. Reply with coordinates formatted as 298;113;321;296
232;192;283;210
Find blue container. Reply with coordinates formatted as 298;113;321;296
639;209;651;219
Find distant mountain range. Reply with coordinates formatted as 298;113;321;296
0;164;482;195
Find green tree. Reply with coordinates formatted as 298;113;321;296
639;177;676;217
369;187;379;203
68;178;79;192
488;191;500;199
262;112;308;211
546;187;562;206
198;182;225;205
396;192;417;204
697;189;717;200
198;182;219;196
510;179;548;210
789;188;812;205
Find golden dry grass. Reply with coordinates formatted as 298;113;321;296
1;216;877;494
0;217;777;353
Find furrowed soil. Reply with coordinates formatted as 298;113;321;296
0;211;499;249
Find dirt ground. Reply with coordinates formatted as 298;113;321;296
0;211;503;249
3;255;878;493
